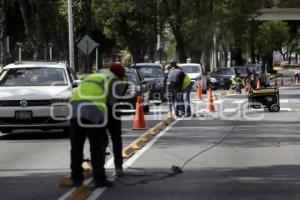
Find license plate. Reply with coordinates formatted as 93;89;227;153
15;111;32;120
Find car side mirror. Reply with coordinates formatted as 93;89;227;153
72;80;81;88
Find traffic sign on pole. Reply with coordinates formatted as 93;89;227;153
77;35;99;55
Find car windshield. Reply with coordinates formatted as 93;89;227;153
234;67;248;74
137;66;163;78
214;68;235;75
0;67;68;86
180;65;201;73
126;71;139;85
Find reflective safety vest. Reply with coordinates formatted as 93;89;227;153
181;74;192;91
71;69;127;114
232;77;244;86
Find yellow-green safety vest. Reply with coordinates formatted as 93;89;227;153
71;69;127;114
181;74;192;90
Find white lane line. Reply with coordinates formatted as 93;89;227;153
232;100;246;104
280;100;289;103
223;108;238;112
87;119;179;200
280;108;292;112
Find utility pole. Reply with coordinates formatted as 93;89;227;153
68;0;75;70
156;0;162;64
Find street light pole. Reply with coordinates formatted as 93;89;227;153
68;0;75;70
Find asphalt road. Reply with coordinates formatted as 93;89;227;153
0;84;300;200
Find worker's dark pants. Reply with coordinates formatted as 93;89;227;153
70;119;108;183
107;108;123;169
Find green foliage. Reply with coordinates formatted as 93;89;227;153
258;20;290;56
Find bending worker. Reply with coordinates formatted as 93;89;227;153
69;63;127;188
167;60;193;117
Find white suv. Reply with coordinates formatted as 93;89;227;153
178;63;207;93
0;61;79;134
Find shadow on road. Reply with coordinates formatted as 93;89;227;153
0;131;68;141
102;165;300;200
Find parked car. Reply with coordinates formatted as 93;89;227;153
0;61;80;134
232;66;248;79
208;67;236;89
246;64;270;87
178;63;207;93
118;68;150;113
132;63;166;101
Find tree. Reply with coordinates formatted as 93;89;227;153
0;0;15;65
93;0;158;63
257;20;290;70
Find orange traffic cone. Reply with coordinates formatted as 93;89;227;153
244;85;250;93
132;96;146;129
196;82;203;100
206;88;215;112
256;78;261;89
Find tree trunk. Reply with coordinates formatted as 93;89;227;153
131;48;143;63
162;0;187;63
18;0;39;59
0;0;7;65
171;24;187;63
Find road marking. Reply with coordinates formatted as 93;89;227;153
232;100;246;104
280;100;289;103
86;119;179;200
223;108;238;112
58;119;179;200
280;107;292;112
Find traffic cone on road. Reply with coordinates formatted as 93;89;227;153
256;78;261;89
132;96;146;129
206;88;215;112
196;82;203;100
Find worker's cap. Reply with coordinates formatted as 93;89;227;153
109;63;125;78
170;59;177;65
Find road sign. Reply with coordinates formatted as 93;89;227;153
77;35;99;55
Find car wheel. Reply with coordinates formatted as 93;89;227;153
143;105;150;113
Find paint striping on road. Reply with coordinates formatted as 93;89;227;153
223;108;238;112
58;117;178;200
232;100;246;104
280;100;289;103
85;119;180;200
280;107;292;112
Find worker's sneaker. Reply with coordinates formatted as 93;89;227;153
115;168;124;177
95;179;114;188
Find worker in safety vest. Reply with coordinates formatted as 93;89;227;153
69;63;127;188
167;60;193;117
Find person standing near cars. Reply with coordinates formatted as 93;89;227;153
167;60;193;117
69;63;127;187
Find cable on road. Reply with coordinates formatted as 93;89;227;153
114;121;238;187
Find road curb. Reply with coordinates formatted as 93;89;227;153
122;115;175;159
